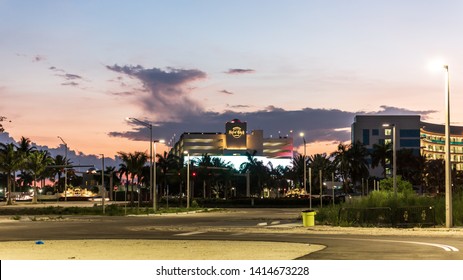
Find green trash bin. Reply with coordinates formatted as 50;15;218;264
301;210;316;227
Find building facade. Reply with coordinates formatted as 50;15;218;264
352;115;463;177
421;122;463;171
171;119;293;168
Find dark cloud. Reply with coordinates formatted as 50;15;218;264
104;64;434;149
0;131;120;170
111;91;136;96
106;64;207;121
61;82;79;87
372;105;436;118
225;68;255;74
49;66;84;87
108;105;434;147
64;73;83;80
220;89;234;95
16;53;46;62
227;104;251;109
33;55;46;62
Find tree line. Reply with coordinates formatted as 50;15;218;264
1;136;459;206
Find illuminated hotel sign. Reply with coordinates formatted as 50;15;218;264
225;119;247;149
229;126;245;138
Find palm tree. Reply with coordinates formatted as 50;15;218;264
27;150;53;203
397;149;425;186
51;154;72;193
118;163;130;200
331;141;369;192
239;150;269;195
370;142;391;178
117;151;148;205
210;156;234;198
309;153;333;194
17;137;36;190
331;143;351;190
423;159;444;193
291;153;307;188
0;143;25;205
196;153;213;198
348;141;370;189
156;151;181;197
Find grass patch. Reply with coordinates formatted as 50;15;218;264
315;190;463;227
0;204;216;217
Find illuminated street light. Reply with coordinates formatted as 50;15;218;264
126;117;155;211
443;65;453;228
382;123;397;197
429;62;452;228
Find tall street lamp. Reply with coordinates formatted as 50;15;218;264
429;62;453;227
153;139;165;210
382;123;397;197
126;117;155;211
57;136;68;201
443;65;453;228
299;132;310;208
184;151;190;209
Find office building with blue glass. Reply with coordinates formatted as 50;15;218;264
353;114;463;177
352;115;420;178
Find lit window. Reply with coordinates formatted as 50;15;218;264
384;129;392;136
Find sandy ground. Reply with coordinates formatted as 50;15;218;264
1;204;462;260
2;221;463;260
0;239;324;260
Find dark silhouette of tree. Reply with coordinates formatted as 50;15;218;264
117;151;148;206
156;151;181;197
370;142;391;178
27;150;53;203
0;143;24;205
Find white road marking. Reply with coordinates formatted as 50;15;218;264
317;236;459;252
405;241;459;252
175;231;205;236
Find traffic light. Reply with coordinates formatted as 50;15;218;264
192;172;197;177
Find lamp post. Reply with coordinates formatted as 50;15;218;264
57;136;68;201
100;154;105;214
382;123;397;197
299;133;307;192
444;65;453;228
299;132;309;208
126;117;155;211
153;139;165;211
184;151;190;209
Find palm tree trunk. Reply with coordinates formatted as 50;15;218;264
130;178;135;207
32;176;38;204
6;172;13;205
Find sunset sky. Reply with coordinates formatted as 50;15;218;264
2;0;463;167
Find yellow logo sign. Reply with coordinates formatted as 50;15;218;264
228;127;245;138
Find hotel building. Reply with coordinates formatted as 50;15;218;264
171;119;293;169
352;115;463;177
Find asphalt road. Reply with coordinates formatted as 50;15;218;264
1;207;462;260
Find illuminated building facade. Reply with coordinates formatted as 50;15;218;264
421;122;463;171
352;115;463;177
172;119;293;168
